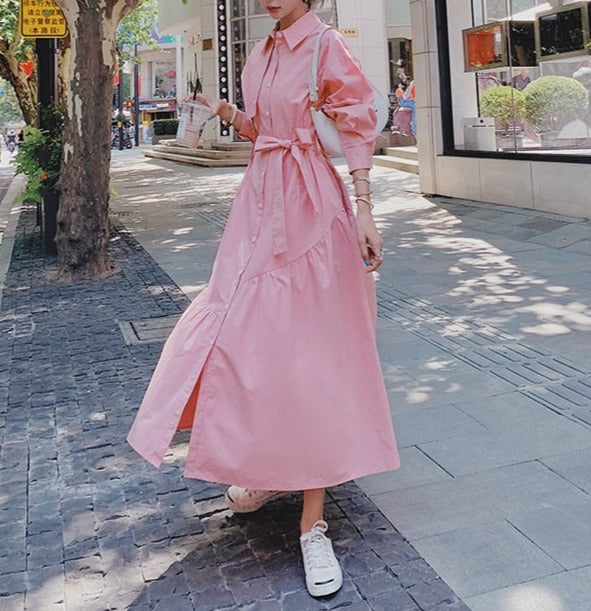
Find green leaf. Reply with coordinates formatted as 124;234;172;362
117;0;161;61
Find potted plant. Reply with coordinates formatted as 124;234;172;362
480;85;526;149
13;105;64;254
523;75;588;146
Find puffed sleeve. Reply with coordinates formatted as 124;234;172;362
317;30;377;172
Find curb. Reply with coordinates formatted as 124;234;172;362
0;173;26;312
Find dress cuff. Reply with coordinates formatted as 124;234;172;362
343;142;374;173
237;116;257;142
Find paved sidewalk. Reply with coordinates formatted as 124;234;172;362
2;146;591;610
0;155;466;610
109;149;591;610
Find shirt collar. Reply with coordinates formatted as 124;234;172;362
269;10;324;50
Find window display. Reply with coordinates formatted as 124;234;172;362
536;3;590;60
463;22;507;71
152;61;176;98
447;0;591;156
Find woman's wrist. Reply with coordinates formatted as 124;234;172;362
220;101;238;126
351;171;372;201
355;197;374;212
216;100;240;126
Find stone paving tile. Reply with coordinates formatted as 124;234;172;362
0;206;467;610
376;281;591;431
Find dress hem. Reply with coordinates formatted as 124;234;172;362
181;456;401;491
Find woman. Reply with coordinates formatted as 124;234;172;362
128;0;399;598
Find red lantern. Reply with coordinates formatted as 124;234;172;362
168;69;176;78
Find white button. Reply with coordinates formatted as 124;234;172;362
265;111;270;117
251;236;256;244
261;172;265;178
258;202;263;209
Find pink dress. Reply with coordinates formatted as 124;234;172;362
127;11;400;490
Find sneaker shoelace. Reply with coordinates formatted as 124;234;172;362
302;520;334;570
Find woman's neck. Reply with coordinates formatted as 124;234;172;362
278;5;308;30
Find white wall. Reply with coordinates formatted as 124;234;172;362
385;0;411;23
336;0;389;98
198;0;219;145
445;0;477;149
409;0;442;194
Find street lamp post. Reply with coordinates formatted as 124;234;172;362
36;38;57;124
117;63;124;151
134;44;140;147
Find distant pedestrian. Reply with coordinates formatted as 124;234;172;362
511;68;531;91
397;78;416;134
127;0;399;599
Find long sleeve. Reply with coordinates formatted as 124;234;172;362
317;30;377;172
237;113;257;142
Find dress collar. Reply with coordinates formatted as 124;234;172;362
269;10;324;50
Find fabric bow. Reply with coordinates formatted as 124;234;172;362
253;128;323;255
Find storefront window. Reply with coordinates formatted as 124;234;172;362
152;61;176;98
446;0;591;156
389;37;413;90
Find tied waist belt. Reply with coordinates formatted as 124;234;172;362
253;128;323;255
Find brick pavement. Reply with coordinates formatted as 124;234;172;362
0;203;468;610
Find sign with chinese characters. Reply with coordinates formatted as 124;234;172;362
20;0;68;39
340;28;359;38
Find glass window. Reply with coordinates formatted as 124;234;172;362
445;0;591;156
232;18;246;42
247;0;267;15
249;16;273;39
389;38;413;90
152;61;176;98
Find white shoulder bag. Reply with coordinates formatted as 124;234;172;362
308;28;389;157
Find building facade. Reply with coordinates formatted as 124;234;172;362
412;0;591;217
136;38;179;125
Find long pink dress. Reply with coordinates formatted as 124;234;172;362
127;11;400;490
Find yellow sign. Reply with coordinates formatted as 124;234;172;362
340;28;359;38
20;0;68;39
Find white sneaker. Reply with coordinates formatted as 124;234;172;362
300;520;343;597
225;486;288;513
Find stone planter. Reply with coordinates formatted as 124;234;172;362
151;134;176;145
374;130;416;153
495;131;523;150
42;185;59;255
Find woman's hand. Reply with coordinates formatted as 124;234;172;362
195;93;225;117
356;205;384;272
195;94;241;130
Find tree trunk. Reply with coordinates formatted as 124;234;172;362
55;0;140;281
0;51;38;126
57;38;71;110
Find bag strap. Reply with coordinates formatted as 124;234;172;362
308;27;332;105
